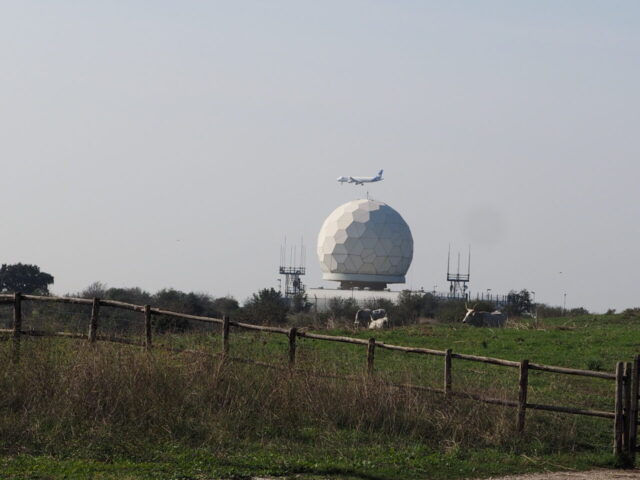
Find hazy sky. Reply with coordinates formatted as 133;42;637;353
1;1;639;312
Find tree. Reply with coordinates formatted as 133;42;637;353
105;286;152;305
290;293;312;313
152;289;219;332
420;292;439;318
394;291;423;324
0;263;54;294
242;288;289;325
434;299;467;323
327;297;359;321
536;303;563;318
80;281;108;298
505;289;532;316
212;296;240;317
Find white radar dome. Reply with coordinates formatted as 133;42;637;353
317;199;413;289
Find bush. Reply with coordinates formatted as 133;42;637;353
536;304;564;318
287;311;332;329
153;289;217;332
212;296;240;317
394;291;423;325
240;288;289;325
420;292;439;318
435;299;467;323
327;297;359;322
621;308;640;320
289;293;312;314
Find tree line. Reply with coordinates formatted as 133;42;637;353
0;263;597;331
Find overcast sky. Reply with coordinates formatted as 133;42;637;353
1;1;639;312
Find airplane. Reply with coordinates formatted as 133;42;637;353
337;169;384;186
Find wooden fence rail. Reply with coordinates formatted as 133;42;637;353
0;292;638;465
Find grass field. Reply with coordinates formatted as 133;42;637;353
1;312;638;479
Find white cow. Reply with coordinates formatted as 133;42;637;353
355;308;390;329
462;304;507;327
368;316;389;329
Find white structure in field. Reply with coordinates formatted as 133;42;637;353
316;199;414;290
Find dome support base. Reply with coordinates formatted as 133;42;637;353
338;280;388;291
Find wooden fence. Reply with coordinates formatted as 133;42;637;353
1;292;638;466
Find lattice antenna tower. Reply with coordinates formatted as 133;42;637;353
279;237;306;298
446;245;471;299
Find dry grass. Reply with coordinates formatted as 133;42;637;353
0;337;598;461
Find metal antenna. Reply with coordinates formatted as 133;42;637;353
278;236;307;299
446;244;471;299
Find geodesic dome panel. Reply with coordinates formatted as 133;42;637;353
317;199;413;284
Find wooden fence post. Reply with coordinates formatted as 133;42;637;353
144;305;152;350
12;292;22;363
615;361;625;462
444;349;452;395
629;355;639;467
367;338;376;376
517;359;529;433
288;327;297;367
89;297;100;343
623;362;632;456
222;315;230;356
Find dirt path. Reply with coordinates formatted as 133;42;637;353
481;469;640;480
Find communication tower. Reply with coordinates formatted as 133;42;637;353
279;238;306;298
447;246;470;299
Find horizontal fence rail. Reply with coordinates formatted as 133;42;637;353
0;292;637;465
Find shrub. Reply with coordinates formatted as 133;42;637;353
621;308;640;320
240;288;289;325
434;299;466;323
326;297;359;322
536;304;564;318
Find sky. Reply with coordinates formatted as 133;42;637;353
1;1;639;312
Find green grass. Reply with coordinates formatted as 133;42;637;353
157;314;640;414
1;313;638;479
0;442;615;480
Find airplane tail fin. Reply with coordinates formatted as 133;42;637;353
378;169;383;176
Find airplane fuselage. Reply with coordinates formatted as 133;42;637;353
337;170;384;186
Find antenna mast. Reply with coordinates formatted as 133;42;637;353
279;237;306;298
446;245;471;299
